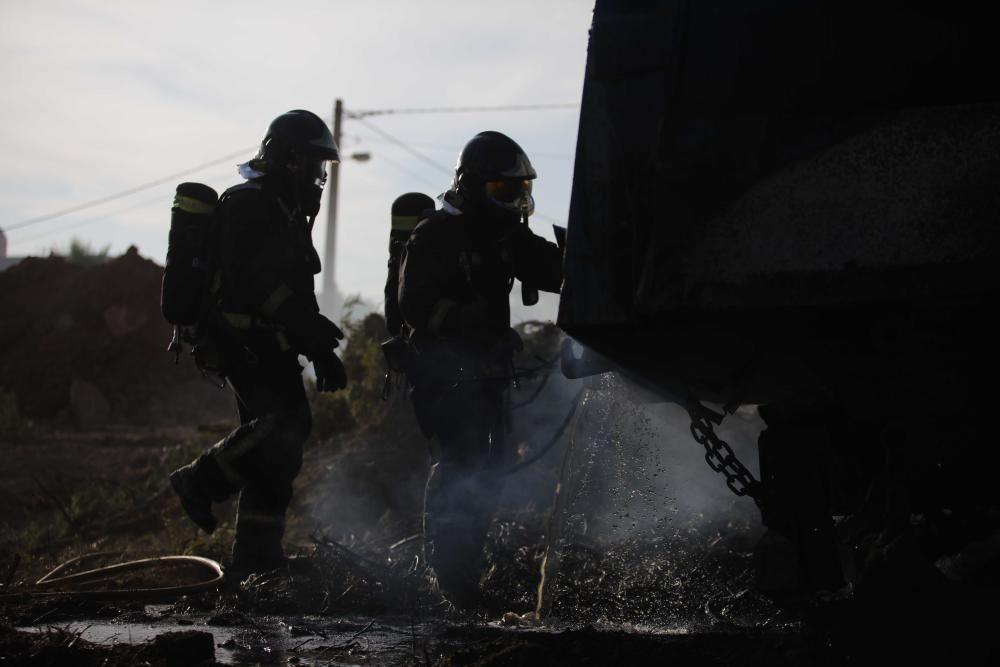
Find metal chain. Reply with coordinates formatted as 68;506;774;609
687;405;762;503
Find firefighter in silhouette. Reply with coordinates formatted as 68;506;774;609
169;110;347;575
398;131;563;607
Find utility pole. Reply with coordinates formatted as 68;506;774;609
321;98;343;319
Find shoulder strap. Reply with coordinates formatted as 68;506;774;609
218;180;263;204
217;180;296;225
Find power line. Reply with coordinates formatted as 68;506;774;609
346;103;579;119
10;161;237;247
371;151;445;192
6;103;575;234
349;135;573;159
11;192;168;246
358;117;565;226
353;117;454;175
5;147;253;232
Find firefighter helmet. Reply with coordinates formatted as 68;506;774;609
453;131;536;216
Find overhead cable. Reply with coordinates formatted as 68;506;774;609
6;147;253;232
353;117;454;175
357;117;566;225
13;192;169;245
7;102;577;233
346;103;579;119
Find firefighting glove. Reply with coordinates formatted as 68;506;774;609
312;350;347;393
270;294;345;353
310;313;346;351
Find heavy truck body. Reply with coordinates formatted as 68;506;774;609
558;1;1000;591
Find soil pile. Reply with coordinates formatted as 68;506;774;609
0;624;217;667
0;248;231;428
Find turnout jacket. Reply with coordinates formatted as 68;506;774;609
398;208;563;345
213;179;323;356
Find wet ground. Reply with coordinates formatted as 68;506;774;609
9;612;804;666
5;521;1000;666
2;513;793;665
3;352;1000;664
7;591;999;666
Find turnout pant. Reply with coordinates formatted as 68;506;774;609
418;376;508;605
191;350;311;568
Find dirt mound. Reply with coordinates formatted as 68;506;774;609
0;248;231;428
0;624;216;667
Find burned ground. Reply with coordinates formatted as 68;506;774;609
2;251;999;665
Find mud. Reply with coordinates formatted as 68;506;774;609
5;476;1000;665
8;590;998;666
3;254;1000;665
7;614;802;666
1;623;215;666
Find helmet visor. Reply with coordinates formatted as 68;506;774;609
303;159;330;189
485;179;534;214
305;138;340;163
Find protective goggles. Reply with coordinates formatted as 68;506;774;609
485;179;534;213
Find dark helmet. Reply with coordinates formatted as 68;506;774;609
453;131;536;216
249;110;339;216
253;109;340;169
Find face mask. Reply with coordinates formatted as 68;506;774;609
297;159;328;217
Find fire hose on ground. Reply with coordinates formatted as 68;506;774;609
0;552;224;601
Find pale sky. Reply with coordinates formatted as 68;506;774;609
0;1;593;320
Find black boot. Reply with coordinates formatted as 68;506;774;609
169;464;217;534
230;494;288;577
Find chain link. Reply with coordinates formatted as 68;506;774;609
688;406;762;503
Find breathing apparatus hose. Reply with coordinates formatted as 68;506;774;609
503;385;587;475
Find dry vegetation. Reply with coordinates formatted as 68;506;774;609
7;252;990;665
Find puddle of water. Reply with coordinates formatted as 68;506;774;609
18;610;774;666
19;611;430;666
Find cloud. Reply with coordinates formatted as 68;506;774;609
0;0;592;314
